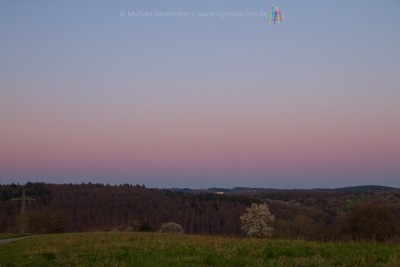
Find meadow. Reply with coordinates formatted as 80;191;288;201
0;232;399;267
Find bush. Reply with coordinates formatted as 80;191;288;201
127;219;142;232
290;214;316;240
340;203;400;242
26;210;68;233
138;221;153;232
159;222;184;233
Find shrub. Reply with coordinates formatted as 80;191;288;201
290;214;316;240
26;210;68;233
138;221;153;232
127;219;142;232
340;203;400;242
159;222;184;233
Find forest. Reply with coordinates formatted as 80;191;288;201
1;182;399;242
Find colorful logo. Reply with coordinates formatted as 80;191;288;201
269;5;283;24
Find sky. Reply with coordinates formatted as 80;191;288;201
1;0;400;189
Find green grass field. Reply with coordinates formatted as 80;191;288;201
0;232;399;267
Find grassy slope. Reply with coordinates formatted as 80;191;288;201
0;232;399;267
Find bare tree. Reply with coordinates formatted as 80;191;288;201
240;203;275;238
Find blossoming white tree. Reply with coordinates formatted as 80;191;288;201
240;203;275;238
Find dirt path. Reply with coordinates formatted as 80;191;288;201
0;236;36;245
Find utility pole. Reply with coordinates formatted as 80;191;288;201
346;199;352;212
10;188;36;233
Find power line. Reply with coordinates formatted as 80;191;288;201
10;188;36;233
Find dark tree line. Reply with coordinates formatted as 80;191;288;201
1;183;399;242
0;183;246;235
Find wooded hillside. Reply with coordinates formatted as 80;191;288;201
1;182;400;241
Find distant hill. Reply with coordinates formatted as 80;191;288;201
334;185;398;193
170;187;279;195
171;185;398;195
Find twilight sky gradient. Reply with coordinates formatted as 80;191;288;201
1;1;400;188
